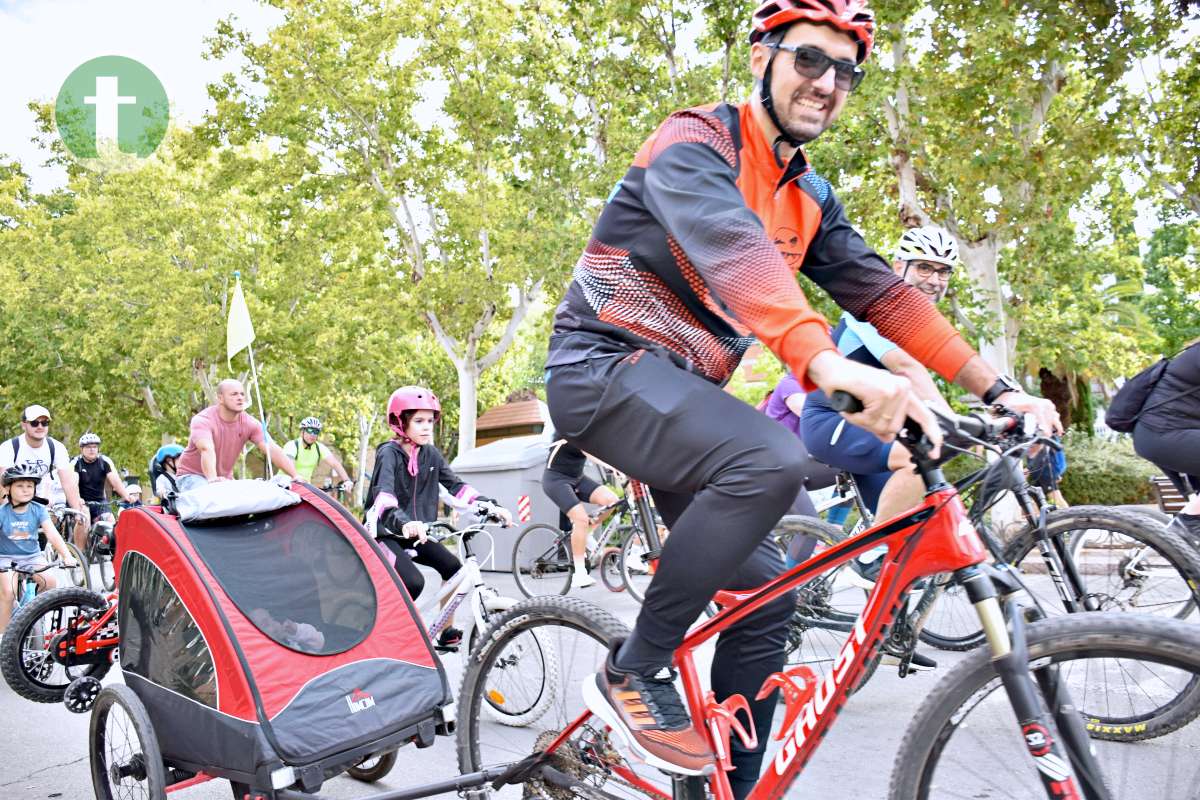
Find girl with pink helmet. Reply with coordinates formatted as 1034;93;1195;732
364;386;512;648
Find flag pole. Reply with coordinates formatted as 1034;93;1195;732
247;343;274;478
228;270;273;478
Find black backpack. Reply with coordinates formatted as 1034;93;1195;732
1106;345;1200;432
7;436;57;473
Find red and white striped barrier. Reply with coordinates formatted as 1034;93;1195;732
517;494;532;523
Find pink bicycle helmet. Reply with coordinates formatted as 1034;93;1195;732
387;386;442;437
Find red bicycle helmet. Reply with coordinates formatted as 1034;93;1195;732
750;0;875;64
387;386;442;437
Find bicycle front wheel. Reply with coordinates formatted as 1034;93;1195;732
1;586;114;703
511;523;572;598
45;541;91;590
617;525;657;603
1007;505;1200;620
890;613;1200;799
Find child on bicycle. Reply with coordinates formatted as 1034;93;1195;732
1;464;78;634
364;386;513;648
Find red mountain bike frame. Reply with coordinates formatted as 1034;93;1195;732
689;486;986;800
547;481;1086;800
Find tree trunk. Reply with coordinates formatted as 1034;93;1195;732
721;41;733;103
958;234;1012;375
1038;368;1072;424
356;411;374;507
456;361;479;456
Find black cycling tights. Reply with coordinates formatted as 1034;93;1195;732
547;351;803;797
379;535;462;601
1134;424;1200;499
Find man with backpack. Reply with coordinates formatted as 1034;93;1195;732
0;405;86;541
281;417;353;489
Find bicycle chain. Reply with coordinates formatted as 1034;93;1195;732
525;727;662;800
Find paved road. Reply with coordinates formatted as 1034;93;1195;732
4;560;1193;800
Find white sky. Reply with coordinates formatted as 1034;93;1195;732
0;0;281;190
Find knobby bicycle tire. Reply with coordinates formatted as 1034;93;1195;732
1003;505;1200;620
889;613;1200;799
772;516;880;691
457;596;648;800
1;586;112;703
917;506;1200;652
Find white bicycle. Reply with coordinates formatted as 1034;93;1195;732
382;505;560;728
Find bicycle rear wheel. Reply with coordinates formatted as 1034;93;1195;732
772;517;877;679
457;596;671;800
889;614;1200;799
511;524;572;598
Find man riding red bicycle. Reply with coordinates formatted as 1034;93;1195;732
543;0;1059;790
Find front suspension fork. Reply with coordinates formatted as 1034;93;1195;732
958;566;1111;800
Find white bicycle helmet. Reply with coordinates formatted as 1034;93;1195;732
894;226;958;266
78;432;102;447
300;416;322;432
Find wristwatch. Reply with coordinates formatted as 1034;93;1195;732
982;374;1022;405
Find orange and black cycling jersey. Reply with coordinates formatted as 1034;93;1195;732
546;101;976;388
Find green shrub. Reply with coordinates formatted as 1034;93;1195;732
1058;432;1157;506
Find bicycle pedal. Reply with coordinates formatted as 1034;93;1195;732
434;644;460;654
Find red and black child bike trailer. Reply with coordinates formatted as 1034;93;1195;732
67;482;523;800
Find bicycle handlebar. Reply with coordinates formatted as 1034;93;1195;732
0;561;62;575
53;506;86;519
828;390;1022;445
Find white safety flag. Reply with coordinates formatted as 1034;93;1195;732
227;277;256;364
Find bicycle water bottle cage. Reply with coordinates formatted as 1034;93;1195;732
704;691;758;772
757;666;818;741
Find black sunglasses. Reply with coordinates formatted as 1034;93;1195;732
26;419;50;428
769;44;865;92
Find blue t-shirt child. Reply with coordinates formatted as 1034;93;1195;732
0;502;49;557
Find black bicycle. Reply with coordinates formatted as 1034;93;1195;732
776;411;1200;713
510;476;664;600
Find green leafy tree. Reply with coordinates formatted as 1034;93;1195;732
823;0;1171;379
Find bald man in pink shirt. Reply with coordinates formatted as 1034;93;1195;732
176;380;299;492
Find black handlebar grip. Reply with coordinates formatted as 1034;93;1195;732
829;390;864;413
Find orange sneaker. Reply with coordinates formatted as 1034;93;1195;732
582;639;715;776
